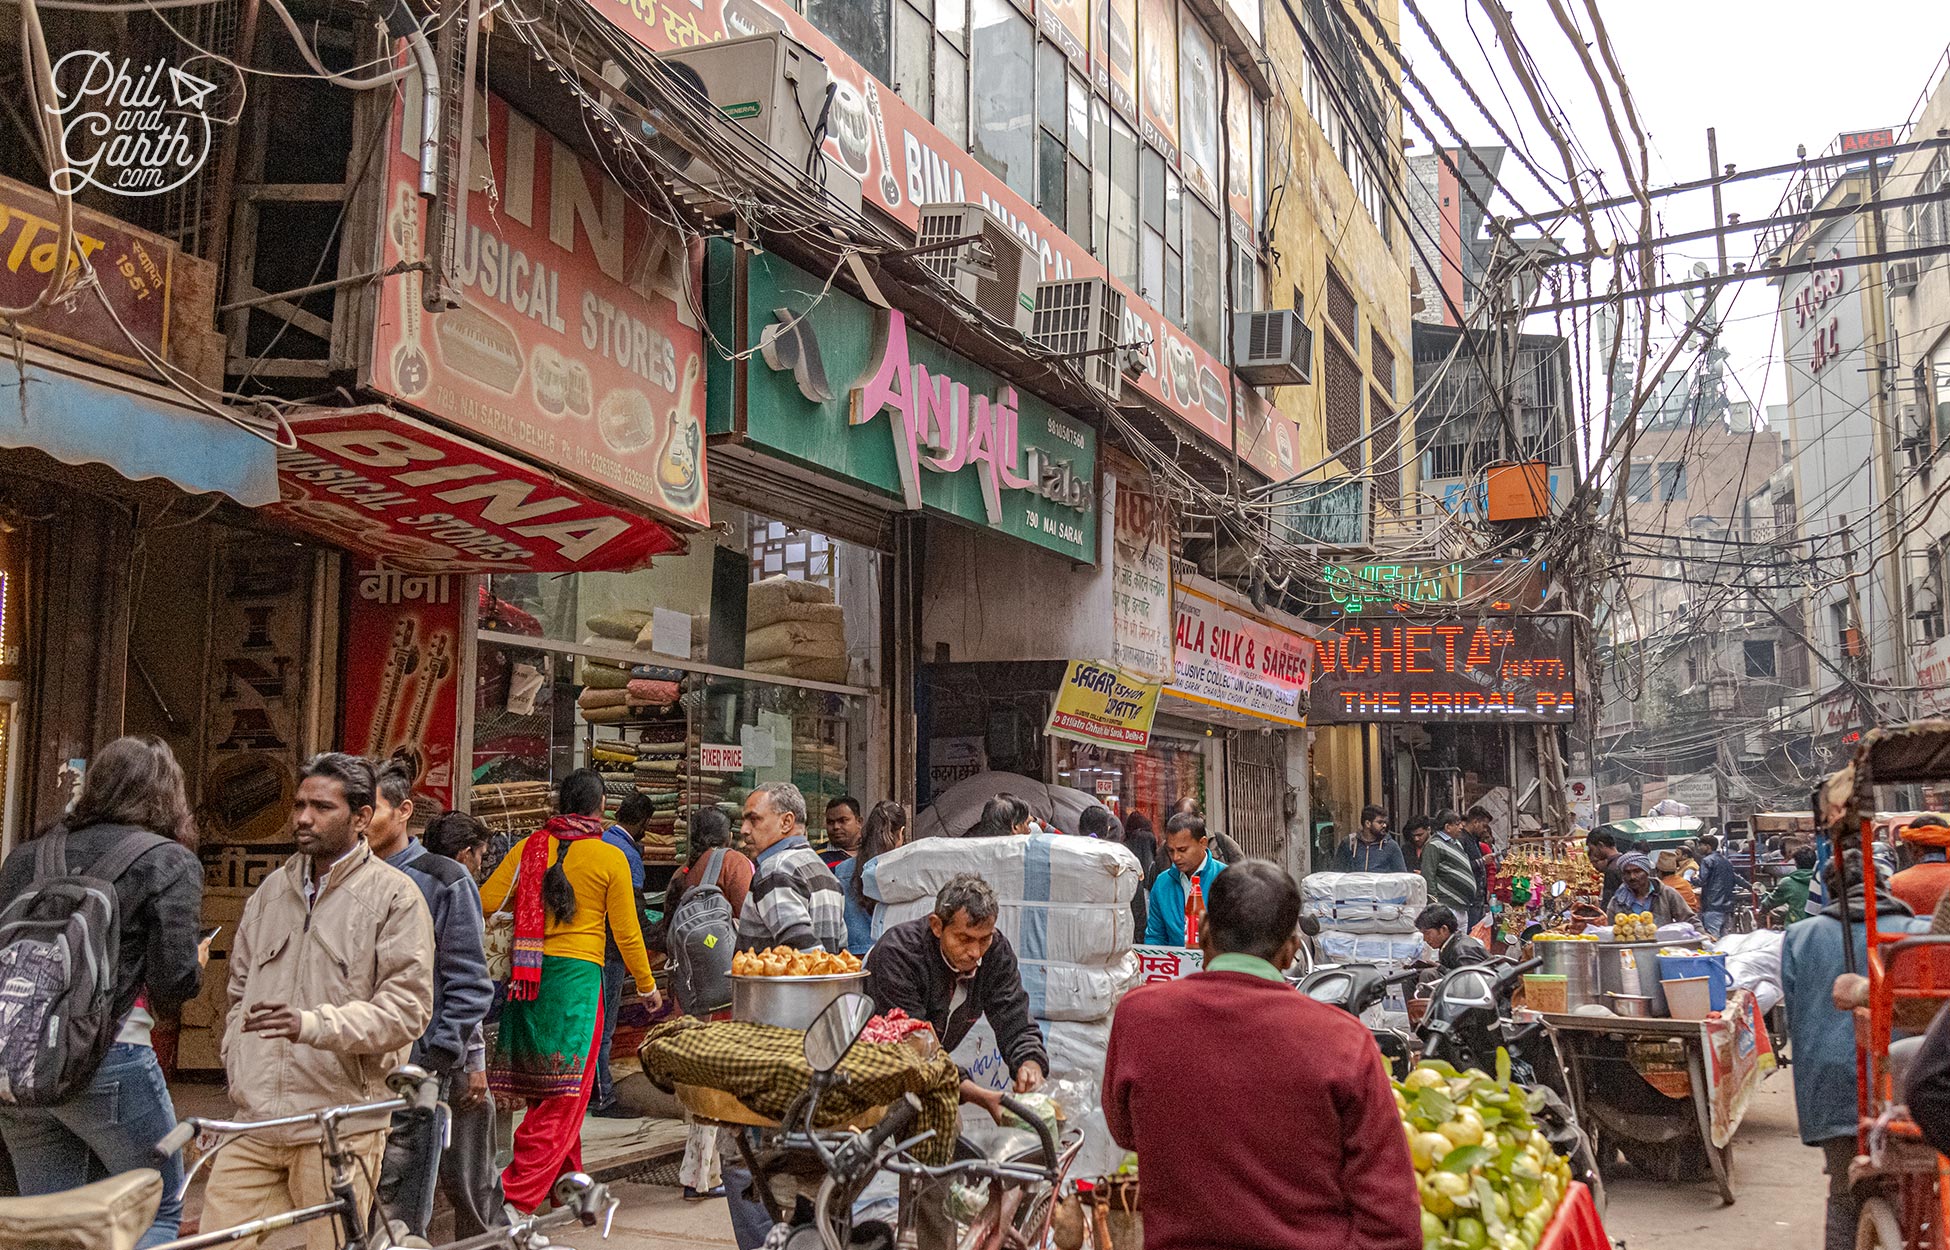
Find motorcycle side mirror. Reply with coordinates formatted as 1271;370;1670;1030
1550;880;1567;898
804;992;875;1074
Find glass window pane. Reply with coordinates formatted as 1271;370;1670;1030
896;3;934;119
1178;12;1218;205
1185;198;1222;351
907;0;932;19
1068;73;1090;155
1038;128;1067;222
1141;146;1165;230
1110;115;1139;288
1141;226;1164;305
1165;168;1182;250
808;0;891;82
936;42;969;147
1164;244;1182;327
938;0;966;47
1068;155;1091;242
1251;97;1266;235
1092;96;1111;257
1038;41;1066;139
972;0;1035;198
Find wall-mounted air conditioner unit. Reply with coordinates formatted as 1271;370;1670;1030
1032;278;1126;403
914;204;1039;334
1889;259;1920;295
651;33;860;218
1232;310;1313;386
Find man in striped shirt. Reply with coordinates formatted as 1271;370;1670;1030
736;781;846;954
1420;808;1480;920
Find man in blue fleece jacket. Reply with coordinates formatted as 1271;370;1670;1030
368;761;500;1238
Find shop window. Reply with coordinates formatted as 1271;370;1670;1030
936;42;969;148
971;0;1035;200
1066;74;1092;243
1053;736;1208;827
477;506;879;688
809;0;892;82
1744;640;1777;679
749;519;834;587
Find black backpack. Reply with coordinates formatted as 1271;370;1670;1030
0;828;159;1106
668;849;737;1014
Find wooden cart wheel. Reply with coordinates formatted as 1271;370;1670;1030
1856;1196;1904;1250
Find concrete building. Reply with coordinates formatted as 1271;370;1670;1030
1884;62;1950;726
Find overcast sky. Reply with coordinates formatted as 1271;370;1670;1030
1397;2;1950;421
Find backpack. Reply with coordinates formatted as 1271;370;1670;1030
0;827;159;1106
667;849;737;1014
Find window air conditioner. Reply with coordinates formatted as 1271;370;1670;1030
650;33;860;218
914;204;1039;335
1032;278;1126;403
1889;259;1920;295
1232;310;1314;386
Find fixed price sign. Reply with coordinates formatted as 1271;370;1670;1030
1309;616;1579;723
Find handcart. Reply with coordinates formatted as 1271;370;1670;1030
1542;988;1774;1206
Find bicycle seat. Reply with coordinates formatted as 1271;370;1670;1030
0;1170;161;1250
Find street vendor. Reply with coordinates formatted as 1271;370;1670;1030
862;872;1048;1119
1605;852;1696;925
1414;904;1488;971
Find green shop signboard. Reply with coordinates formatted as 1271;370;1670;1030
706;241;1097;564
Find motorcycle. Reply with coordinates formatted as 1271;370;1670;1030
749;994;1084;1250
1418;955;1606;1214
1293;963;1422;1079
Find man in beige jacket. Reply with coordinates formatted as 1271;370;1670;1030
200;753;433;1250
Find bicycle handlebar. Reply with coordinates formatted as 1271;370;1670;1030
153;1094;409;1161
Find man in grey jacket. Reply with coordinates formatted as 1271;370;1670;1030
368;762;500;1239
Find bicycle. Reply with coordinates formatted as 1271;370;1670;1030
0;1065;617;1250
750;995;1085;1250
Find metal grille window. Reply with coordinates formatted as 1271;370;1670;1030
1370;389;1399;507
1324;267;1358;345
1226;729;1286;861
1324;334;1363;473
1370;329;1395;397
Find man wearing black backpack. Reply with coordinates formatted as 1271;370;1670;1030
0;736;207;1249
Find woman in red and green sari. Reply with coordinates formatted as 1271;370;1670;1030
481;768;659;1212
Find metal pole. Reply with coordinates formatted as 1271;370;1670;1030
1707;128;1729;278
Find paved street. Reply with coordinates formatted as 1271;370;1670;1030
1590;1072;1822;1249
542;1069;1824;1250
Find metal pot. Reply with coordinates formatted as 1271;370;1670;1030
1597;941;1669;1016
730;971;871;1031
1607;993;1654;1018
1536;940;1602;1009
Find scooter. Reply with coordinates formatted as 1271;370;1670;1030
1418;956;1606;1214
1294;963;1422;1079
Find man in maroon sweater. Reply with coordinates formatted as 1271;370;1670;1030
1103;860;1421;1250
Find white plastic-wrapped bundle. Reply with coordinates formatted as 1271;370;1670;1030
872;896;1135;968
1302;871;1429;933
863;833;1140;909
1319;931;1428;964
